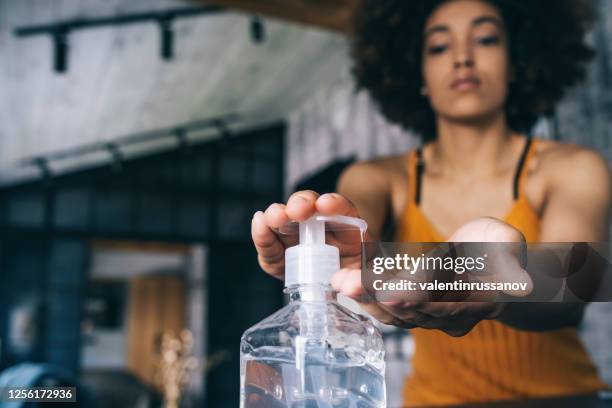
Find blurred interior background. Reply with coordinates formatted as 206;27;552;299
0;0;610;407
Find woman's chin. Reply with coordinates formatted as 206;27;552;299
441;106;503;125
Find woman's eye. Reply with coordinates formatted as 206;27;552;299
427;44;448;55
478;35;500;46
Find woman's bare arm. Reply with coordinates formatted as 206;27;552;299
336;160;393;241
497;146;611;330
539;146;610;242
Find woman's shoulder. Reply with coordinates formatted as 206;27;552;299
336;153;415;239
338;152;413;223
341;151;412;179
533;137;610;194
338;152;413;198
534;138;609;173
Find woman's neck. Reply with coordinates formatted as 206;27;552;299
428;114;520;179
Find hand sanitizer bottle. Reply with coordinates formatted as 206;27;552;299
240;214;386;408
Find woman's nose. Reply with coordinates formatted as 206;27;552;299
453;42;475;69
454;58;474;69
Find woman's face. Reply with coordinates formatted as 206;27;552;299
422;0;511;123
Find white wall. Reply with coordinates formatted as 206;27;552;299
0;0;347;185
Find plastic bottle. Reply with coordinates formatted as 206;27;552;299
240;214;386;408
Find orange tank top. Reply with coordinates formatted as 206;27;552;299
396;137;606;407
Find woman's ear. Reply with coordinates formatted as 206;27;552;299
419;75;429;97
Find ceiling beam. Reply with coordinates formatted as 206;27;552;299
194;0;359;34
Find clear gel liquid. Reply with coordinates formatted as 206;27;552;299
241;346;385;408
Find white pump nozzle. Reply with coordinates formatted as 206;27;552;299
299;216;325;245
283;214;367;288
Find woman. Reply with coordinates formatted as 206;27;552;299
252;0;611;406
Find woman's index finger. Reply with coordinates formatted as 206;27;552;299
316;193;360;217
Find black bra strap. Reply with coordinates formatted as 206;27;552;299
513;137;533;200
415;148;425;205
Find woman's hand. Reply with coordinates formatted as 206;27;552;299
332;217;534;337
251;190;368;281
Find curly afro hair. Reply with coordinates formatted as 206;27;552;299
351;0;597;141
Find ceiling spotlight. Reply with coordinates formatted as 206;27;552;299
213;119;232;140
159;16;174;60
106;143;124;172
52;29;69;73
174;127;188;149
250;16;265;44
32;157;53;180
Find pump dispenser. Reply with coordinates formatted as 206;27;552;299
240;214;386;408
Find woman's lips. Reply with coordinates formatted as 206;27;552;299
451;77;481;91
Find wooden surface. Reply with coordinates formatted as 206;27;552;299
446;394;612;408
126;275;185;389
197;0;360;33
